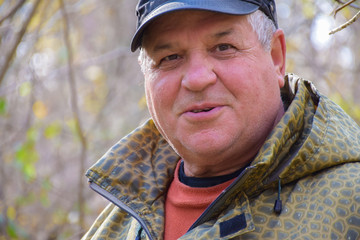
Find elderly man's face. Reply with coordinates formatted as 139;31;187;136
142;10;286;177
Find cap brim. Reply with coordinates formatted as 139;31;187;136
131;0;260;52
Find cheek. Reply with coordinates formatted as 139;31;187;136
144;75;158;118
145;74;174;117
220;64;256;94
221;59;280;106
145;86;155;116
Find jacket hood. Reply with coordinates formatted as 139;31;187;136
85;74;360;238
244;74;360;196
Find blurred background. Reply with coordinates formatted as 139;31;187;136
0;0;359;239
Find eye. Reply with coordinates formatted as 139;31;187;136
156;53;182;70
162;54;180;62
212;43;237;59
216;44;233;52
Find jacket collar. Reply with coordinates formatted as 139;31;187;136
86;73;360;239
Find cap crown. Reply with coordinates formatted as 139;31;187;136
132;0;278;51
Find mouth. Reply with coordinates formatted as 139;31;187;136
181;104;224;121
190;107;215;113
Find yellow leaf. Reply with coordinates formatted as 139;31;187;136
7;206;16;220
33;101;48;119
28;10;41;33
27;0;49;33
36;36;61;50
44;122;62;139
341;7;353;20
301;0;315;19
138;95;147;110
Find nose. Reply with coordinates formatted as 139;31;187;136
181;53;217;92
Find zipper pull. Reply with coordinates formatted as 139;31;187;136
273;179;282;214
135;226;143;240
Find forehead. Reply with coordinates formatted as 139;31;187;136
142;10;250;49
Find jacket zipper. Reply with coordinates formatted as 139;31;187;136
187;166;255;232
89;181;154;240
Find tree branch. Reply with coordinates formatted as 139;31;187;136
0;0;27;25
0;0;42;87
59;0;87;233
334;0;357;17
334;0;360;10
329;9;360;34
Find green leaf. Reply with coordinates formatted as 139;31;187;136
23;163;37;180
26;127;38;142
6;221;18;238
16;141;38;164
15;130;39;181
0;97;6;115
44;122;62;139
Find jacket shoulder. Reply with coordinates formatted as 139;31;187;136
82;203;137;239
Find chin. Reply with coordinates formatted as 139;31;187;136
182;137;234;157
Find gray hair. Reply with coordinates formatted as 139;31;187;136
247;10;277;52
138;10;277;73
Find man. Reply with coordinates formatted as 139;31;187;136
83;0;360;239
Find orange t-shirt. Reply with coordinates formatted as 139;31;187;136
164;162;236;240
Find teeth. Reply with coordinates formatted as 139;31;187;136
192;109;202;113
191;108;213;113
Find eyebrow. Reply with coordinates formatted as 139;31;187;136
151;28;235;53
152;43;174;53
212;28;234;40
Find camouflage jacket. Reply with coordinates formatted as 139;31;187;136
83;74;360;240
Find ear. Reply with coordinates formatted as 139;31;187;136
270;29;286;88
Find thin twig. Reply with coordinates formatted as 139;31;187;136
0;0;51;151
0;0;27;25
59;0;87;232
0;46;130;96
329;9;360;34
334;0;357;17
0;0;42;87
334;0;360;10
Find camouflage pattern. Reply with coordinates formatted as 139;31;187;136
83;74;360;240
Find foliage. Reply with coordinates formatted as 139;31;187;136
0;0;359;239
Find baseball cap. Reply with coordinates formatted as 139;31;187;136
131;0;278;52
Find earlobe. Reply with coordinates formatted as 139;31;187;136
270;29;286;87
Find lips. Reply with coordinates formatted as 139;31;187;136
180;103;224;121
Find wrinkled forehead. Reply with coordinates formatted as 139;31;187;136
141;10;249;50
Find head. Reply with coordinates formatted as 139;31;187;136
132;0;286;177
